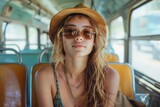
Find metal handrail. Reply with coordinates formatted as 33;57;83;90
0;43;21;52
0;48;22;64
38;47;52;63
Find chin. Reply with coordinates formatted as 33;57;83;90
73;52;90;57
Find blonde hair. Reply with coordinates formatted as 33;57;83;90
52;14;108;107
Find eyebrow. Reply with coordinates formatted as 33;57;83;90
64;24;94;29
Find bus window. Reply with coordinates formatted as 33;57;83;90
40;32;48;48
131;0;160;36
132;40;160;82
5;23;26;51
110;41;124;62
28;27;38;50
109;16;125;62
130;1;160;83
110;17;125;39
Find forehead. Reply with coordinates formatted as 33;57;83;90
65;15;93;27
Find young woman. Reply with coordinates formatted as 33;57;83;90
35;3;119;107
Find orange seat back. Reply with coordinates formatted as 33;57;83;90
108;63;135;99
32;63;135;106
0;64;26;107
32;63;49;107
105;53;119;62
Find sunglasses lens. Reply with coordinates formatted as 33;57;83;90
62;27;77;39
62;27;95;39
83;28;95;39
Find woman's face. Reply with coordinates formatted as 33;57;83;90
62;15;95;57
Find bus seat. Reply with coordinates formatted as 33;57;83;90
108;63;135;99
32;63;49;107
0;64;27;107
105;53;119;62
32;63;135;106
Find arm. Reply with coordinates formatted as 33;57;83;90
104;67;120;107
35;66;55;107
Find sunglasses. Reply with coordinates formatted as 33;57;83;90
61;26;96;40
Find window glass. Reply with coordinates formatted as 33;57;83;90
28;27;38;49
104;42;115;54
5;23;26;50
110;40;124;62
131;0;160;36
110;16;125;39
41;33;52;48
109;16;125;62
5;23;26;39
40;33;47;45
131;40;160;82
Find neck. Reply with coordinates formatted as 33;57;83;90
64;55;88;80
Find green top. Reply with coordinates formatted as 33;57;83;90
51;64;64;107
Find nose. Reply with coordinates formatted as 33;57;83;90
74;34;84;42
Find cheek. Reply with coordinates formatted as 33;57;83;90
87;40;95;51
62;38;72;51
62;37;69;46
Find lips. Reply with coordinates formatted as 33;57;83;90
72;44;86;48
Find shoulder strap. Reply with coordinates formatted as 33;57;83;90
51;63;60;93
51;63;64;107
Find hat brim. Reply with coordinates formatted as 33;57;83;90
49;7;106;43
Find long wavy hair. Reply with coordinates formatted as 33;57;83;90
52;13;108;107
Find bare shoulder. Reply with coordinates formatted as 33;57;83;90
104;65;120;93
104;65;119;81
35;64;56;107
35;64;54;83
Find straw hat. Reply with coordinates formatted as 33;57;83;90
49;3;106;43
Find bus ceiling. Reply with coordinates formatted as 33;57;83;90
0;0;51;30
0;0;137;26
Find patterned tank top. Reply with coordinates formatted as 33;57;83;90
51;64;64;107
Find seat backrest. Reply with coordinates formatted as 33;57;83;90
32;63;135;106
108;63;135;99
105;53;119;62
0;64;27;107
32;63;49;107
